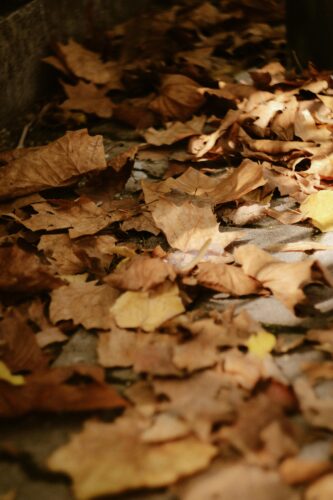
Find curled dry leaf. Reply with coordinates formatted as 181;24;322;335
60;81;114;118
110;281;184;332
105;255;176;291
0;129;106;200
47;415;216;499
0;245;63;293
50;281;119;330
143;116;206;146
57;39;112;84
149;74;205;121
0;365;126;418
195;261;260;296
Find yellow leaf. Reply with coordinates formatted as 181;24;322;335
110;282;185;332
0;361;25;386
300;190;333;232
246;331;276;358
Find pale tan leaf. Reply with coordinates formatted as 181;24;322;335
47;416;216;499
50;281;119;329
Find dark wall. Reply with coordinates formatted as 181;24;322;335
287;0;333;69
0;0;153;128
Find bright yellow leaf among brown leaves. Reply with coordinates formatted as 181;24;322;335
110;281;185;332
300;190;333;232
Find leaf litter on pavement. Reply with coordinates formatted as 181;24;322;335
2;0;333;499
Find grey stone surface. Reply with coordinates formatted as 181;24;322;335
236;224;314;250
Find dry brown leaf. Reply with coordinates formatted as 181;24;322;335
175;461;299;500
17;197;111;238
120;211;160;235
104;141;139;172
50;281;119;330
110;281;184;332
234;244;326;310
38;234;85;275
35;327;68;348
143;116;206;146
0;365;126;418
0;130;106;200
73;234;133;272
149;74;205;121
210;160;267;205
293;362;333;431
280;443;332;486
105;255;175;291
98;327;179;375
305;474;333;500
142;177;240;254
47;415;216;499
141;413;191;443
0;309;47;373
57;39;112;84
60;81;114;118
154;369;244;439
195;262;260;296
0;245;63;293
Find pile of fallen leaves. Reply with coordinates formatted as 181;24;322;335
3;0;333;499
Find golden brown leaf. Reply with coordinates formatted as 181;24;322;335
0;309;47;373
0;245;63;293
47;415;216;499
60;81;114;118
234;244;327;310
57;39;112;84
105;255;176;291
143;116;206;146
195;262;260;296
50;281;119;330
0;130;106;200
0;365;126;418
149;74;205;121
